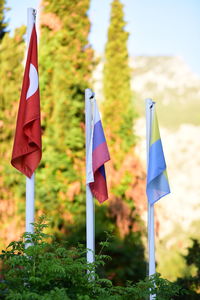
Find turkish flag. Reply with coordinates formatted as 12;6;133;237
11;24;42;178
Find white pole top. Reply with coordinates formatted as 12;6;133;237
27;8;36;46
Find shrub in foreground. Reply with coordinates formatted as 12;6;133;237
0;218;184;300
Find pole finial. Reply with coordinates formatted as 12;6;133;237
89;92;95;100
146;98;155;109
33;9;36;22
85;88;95;100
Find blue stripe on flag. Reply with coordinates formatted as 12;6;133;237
147;139;170;204
147;139;166;183
147;173;170;204
99;165;106;179
93;120;106;151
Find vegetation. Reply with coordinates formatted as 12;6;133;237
37;0;95;229
0;218;185;300
0;0;146;285
103;0;136;155
100;1;146;284
0;0;8;40
175;239;200;299
0;0;199;295
0;0;26;245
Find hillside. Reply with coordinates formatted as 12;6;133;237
94;55;200;128
131;56;200;129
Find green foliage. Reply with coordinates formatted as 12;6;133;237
184;239;200;277
100;5;145;282
0;218;184;300
0;1;146;287
0;0;9;40
97;231;146;286
37;2;146;288
0;26;26;149
156;221;200;282
65;206;146;285
0;0;94;246
103;0;136;155
0;0;145;292
175;239;200;299
37;0;95;228
0;25;26;247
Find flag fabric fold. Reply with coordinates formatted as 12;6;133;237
86;99;110;203
146;101;170;204
11;24;42;178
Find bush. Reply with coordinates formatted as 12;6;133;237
175;239;200;300
0;217;184;300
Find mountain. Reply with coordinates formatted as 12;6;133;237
131;56;200;129
94;55;200;128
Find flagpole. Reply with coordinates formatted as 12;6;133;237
25;8;36;236
85;89;95;269
146;99;156;300
26;174;35;234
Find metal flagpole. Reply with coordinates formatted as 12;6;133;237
25;8;36;237
146;98;156;300
85;89;95;270
26;173;35;235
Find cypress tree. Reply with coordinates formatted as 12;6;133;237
103;0;141;229
0;0;94;247
38;0;146;284
0;0;8;40
0;0;146;284
101;0;146;283
38;0;94;230
103;0;136;159
0;23;26;247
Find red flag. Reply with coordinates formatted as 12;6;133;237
11;24;42;178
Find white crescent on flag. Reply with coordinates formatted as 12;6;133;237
26;63;39;100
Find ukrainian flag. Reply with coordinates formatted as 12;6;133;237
146;101;170;204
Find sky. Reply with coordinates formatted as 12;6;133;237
6;0;200;76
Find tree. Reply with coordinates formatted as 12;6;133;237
0;1;26;247
98;0;146;283
0;0;8;40
175;239;200;300
0;0;95;248
0;218;184;300
37;0;146;285
103;0;136;156
103;0;145;239
0;0;146;286
37;0;94;230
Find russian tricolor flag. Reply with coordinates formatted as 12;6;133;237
86;99;110;203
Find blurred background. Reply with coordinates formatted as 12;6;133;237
0;0;200;297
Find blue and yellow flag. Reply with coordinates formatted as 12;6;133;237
146;101;170;204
